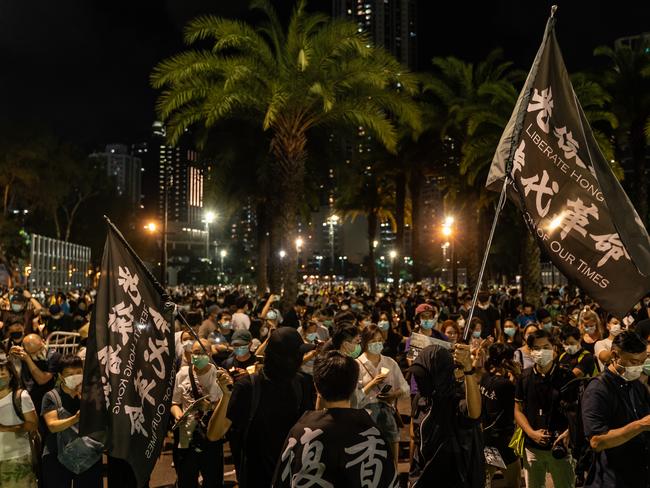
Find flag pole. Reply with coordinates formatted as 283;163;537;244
462;177;509;342
103;216;169;301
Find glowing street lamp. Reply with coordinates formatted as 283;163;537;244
279;250;286;259
440;215;457;288
219;249;227;273
295;237;304;251
144;222;157;233
203;211;217;261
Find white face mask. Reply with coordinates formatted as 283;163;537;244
564;344;581;355
619;364;644;382
182;340;193;352
531;349;554;367
64;374;83;390
609;323;622;336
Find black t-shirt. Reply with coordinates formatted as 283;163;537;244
272;409;398;488
22;350;61;412
514;364;576;450
41;387;80;457
480;373;515;439
226;372;314;488
474;306;500;338
558;349;597;377
282;309;301;329
582;369;650;488
222;353;257;372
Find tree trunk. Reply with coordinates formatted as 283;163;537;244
522;232;542;307
631;124;648;226
255;201;269;295
270;115;307;313
393;169;406;286
3;183;10;217
367;210;378;296
409;168;423;281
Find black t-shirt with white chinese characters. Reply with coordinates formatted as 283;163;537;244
272;408;399;488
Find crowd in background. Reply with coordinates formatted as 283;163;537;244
0;283;649;487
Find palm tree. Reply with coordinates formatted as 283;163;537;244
335;166;396;296
595;39;650;224
151;0;420;308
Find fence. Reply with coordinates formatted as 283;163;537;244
28;234;91;290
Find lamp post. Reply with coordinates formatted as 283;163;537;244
327;215;339;275
219;249;227;275
389;249;397;282
441;216;456;289
203;211;216;261
295;237;303;271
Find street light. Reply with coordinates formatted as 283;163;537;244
295;237;303;251
219;249;227;274
203;211;217;261
327;215;339;275
144;222;157;233
279;249;286;259
441;216;457;288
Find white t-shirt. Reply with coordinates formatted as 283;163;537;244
594;338;613;371
356;354;410;408
231;312;251;331
0;390;35;461
172;365;223;448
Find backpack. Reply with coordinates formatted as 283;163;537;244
559;350;599;377
49;389;104;474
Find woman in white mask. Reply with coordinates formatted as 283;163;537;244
42;355;103;488
594;315;623;371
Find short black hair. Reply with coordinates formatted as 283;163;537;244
295;297;306;307
330;323;360;350
58;354;83;373
526;328;551;349
485;343;515;371
612;330;647;355
361;324;382;351
560;325;581;342
186;311;203;327
313;351;359;402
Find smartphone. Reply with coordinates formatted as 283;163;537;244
379;384;392;395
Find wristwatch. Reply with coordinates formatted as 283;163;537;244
463;367;476;376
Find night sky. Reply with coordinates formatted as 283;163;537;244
1;0;648;149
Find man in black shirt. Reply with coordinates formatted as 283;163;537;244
558;325;597;378
281;298;307;329
514;329;576;488
474;291;501;339
206;328;314;488
582;331;650;488
273;351;398;487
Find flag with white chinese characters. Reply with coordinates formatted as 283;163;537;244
80;223;174;487
486;12;650;316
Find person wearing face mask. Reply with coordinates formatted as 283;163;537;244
296;315;329;342
502;318;523;348
13;334;61;417
558;325;598;378
376;312;402;359
171;339;225;488
514;324;540;370
474;291;501;340
580;310;602;355
514;329;576;488
198;305;220;340
328;324;362;359
356;324;409;464
1;291;41;335
45;305;74;334
279;298;306;330
41;355;102;488
0;354;38;487
581;331;650;488
222;330;257;374
594;315;623;371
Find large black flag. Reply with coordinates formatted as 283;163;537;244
80;221;175;487
487;10;650;316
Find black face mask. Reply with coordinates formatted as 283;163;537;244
9;331;23;342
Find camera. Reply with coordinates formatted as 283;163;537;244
550;432;568;459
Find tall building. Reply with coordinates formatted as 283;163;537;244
89;144;142;207
332;0;418;69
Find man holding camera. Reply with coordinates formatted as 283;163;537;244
514;329;576;487
582;330;650;488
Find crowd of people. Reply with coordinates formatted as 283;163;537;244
0;283;649;487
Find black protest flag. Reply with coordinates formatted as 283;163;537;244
487;10;650;317
80;221;175;487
